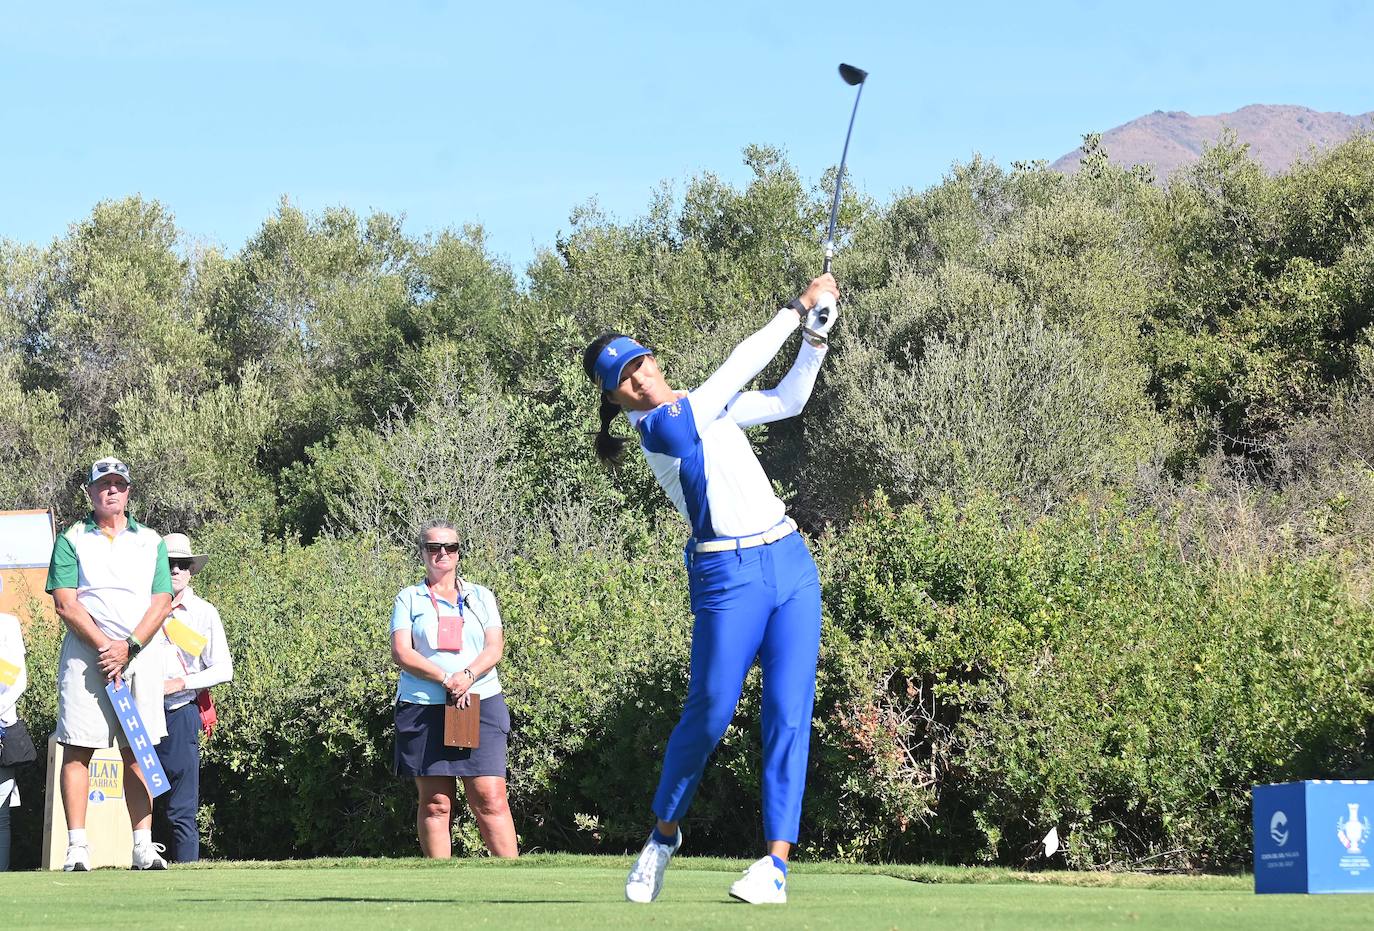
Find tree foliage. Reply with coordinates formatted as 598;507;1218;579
5;134;1374;869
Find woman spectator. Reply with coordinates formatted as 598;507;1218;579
390;520;517;858
1;589;29;872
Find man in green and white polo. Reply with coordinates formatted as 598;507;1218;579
46;457;174;872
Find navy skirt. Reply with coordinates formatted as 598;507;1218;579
393;693;511;778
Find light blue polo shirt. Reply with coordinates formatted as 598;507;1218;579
390;579;503;705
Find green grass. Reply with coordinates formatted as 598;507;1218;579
3;855;1373;930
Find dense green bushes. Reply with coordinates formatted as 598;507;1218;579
811;496;1374;868
12;499;1370;869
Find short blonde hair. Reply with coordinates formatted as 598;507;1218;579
416;520;460;558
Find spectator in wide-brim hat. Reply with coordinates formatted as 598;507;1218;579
46;456;174;871
154;532;232;863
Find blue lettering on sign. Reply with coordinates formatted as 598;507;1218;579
89;790;105;802
104;681;170;799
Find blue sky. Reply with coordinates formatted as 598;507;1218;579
2;1;1372;273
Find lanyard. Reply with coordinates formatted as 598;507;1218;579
424;581;466;625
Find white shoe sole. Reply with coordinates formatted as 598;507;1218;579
729;885;786;904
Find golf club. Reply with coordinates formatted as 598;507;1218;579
816;62;867;326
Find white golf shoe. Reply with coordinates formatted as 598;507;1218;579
729;855;788;904
132;841;168;870
624;830;682;903
62;843;91;872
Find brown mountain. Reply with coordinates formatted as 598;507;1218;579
1051;104;1374;180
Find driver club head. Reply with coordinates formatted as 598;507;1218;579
839;63;867;86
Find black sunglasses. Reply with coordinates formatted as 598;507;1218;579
424;542;461;554
169;559;195;571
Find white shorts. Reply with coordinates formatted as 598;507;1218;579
55;631;167;749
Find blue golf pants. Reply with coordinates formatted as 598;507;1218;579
652;530;822;843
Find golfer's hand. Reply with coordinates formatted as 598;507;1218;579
98;640;129;679
805;301;839;344
799;273;839;313
455;692;473;710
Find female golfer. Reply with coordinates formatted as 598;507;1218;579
583;273;840;905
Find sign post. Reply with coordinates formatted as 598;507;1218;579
41;737;133;870
106;680;171;799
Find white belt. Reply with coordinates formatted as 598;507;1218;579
692;517;797;554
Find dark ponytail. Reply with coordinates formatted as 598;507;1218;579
583;332;633;465
595;394;630;463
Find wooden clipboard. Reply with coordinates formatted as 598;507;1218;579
444;695;480;749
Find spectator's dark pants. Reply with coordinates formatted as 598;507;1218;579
155;701;201;862
0;764;14;872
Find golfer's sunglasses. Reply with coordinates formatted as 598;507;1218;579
424;542;461;554
169;560;195;571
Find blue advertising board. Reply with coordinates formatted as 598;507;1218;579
1254;780;1374;894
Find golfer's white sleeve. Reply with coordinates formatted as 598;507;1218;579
689;309;800;430
727;340;828;427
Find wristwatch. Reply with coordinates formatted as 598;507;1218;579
785;297;808;316
125;634;143;658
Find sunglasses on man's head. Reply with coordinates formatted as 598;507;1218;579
169;559;195;571
94;462;130;477
424;542;461;554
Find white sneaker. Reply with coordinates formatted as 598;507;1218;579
624;830;682;903
729;856;788;904
62;843;91;872
132;841;168;870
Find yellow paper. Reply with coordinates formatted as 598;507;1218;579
165;617;208;657
0;657;19;687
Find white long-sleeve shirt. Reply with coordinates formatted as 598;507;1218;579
627;309;827;540
160;586;233;711
0;612;26;729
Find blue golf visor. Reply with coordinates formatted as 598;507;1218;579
594;336;653;390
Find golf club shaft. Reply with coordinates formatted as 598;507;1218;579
825;79;864;267
819;79;864;315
